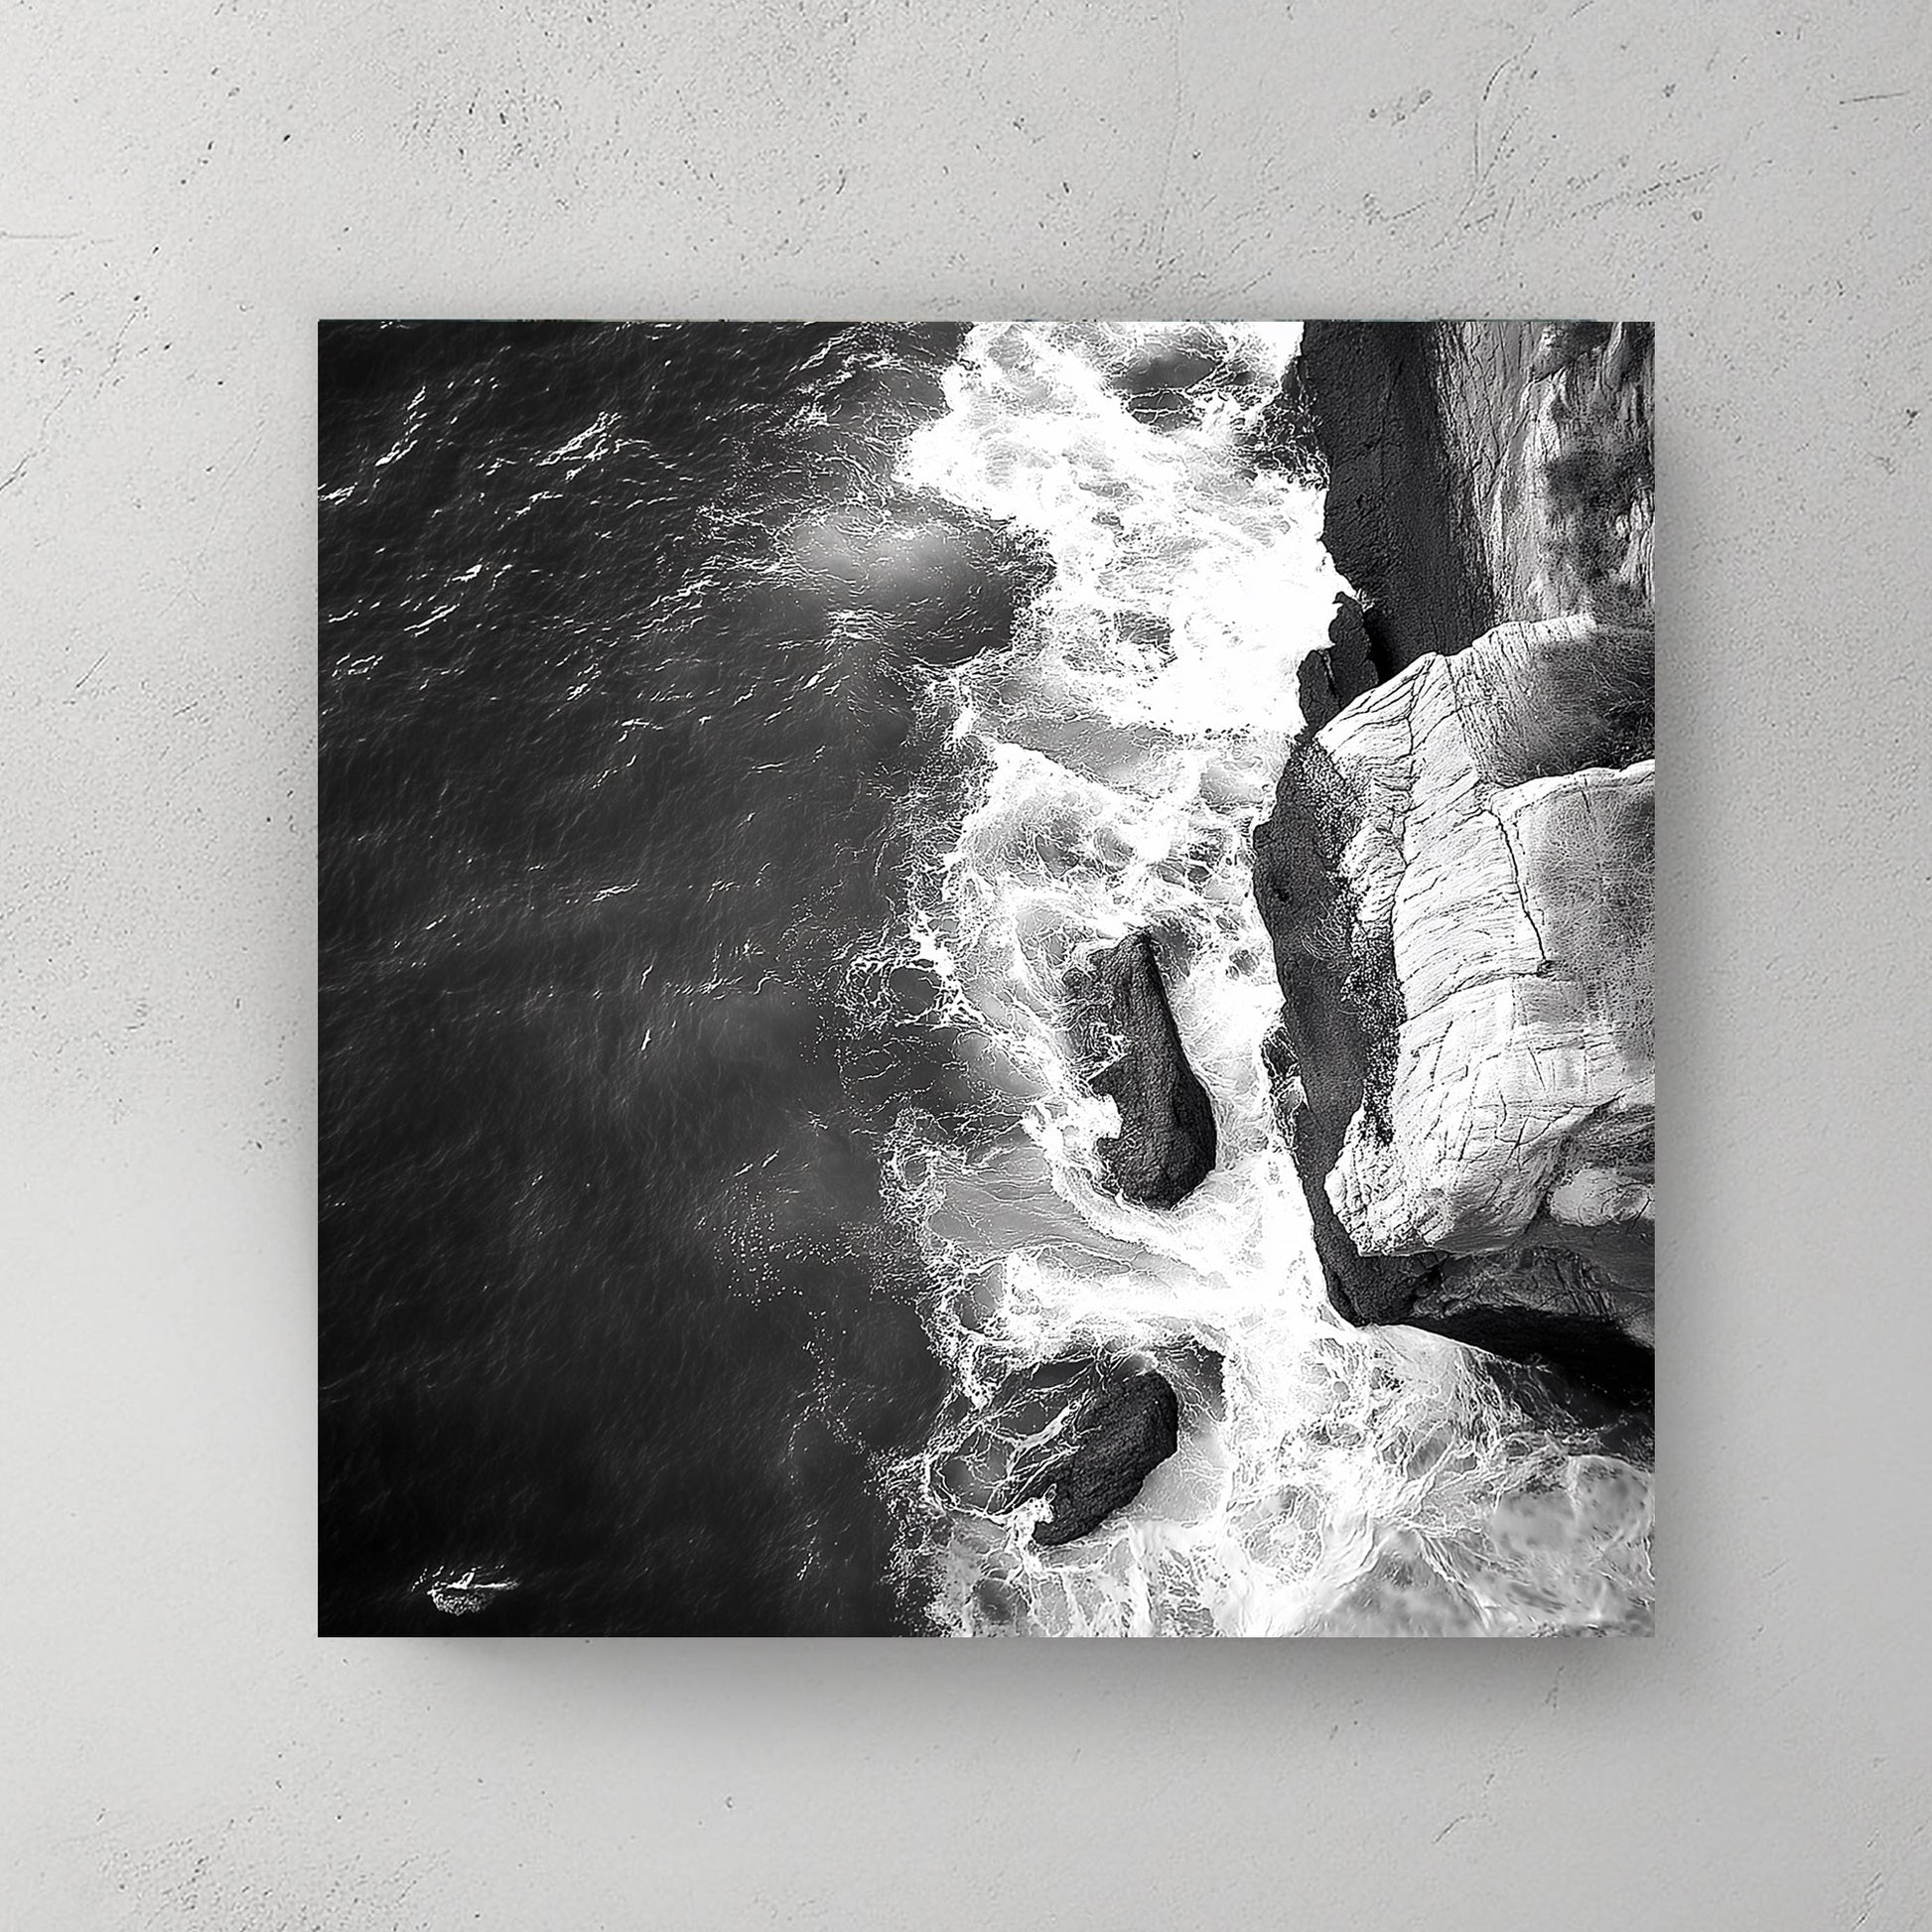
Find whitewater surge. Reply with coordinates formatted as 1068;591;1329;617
878;322;1652;1636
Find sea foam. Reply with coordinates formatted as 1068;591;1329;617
879;322;1653;1636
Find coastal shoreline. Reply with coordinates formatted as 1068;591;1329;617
1257;320;1657;1438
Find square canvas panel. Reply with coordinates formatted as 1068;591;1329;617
320;321;1654;1636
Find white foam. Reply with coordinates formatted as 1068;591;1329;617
881;323;1652;1637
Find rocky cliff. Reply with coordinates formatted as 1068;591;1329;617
1293;322;1495;669
1252;612;1654;1402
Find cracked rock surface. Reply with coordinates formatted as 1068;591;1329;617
1253;613;1654;1394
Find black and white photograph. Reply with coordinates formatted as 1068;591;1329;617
321;318;1654;1636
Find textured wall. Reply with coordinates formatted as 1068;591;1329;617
5;1;1929;1923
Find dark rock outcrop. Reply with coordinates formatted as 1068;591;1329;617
1296;592;1392;738
1067;933;1216;1208
1012;1370;1181;1547
1253;613;1654;1407
932;1350;1212;1545
1284;323;1495;669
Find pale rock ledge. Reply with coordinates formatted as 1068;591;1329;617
1252;612;1654;1396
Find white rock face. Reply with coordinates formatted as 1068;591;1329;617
1311;617;1654;1279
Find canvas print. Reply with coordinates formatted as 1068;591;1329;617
321;320;1654;1636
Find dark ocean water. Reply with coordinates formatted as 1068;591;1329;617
321;322;1035;1634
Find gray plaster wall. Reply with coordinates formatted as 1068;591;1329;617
4;2;1928;1924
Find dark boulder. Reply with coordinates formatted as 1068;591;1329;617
1012;1370;1181;1547
933;1351;1211;1535
1296;592;1391;737
1067;933;1216;1208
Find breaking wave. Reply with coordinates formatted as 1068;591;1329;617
875;322;1652;1636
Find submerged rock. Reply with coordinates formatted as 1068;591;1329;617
1014;1369;1181;1547
1067;933;1217;1208
1109;332;1229;432
1253;612;1654;1400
